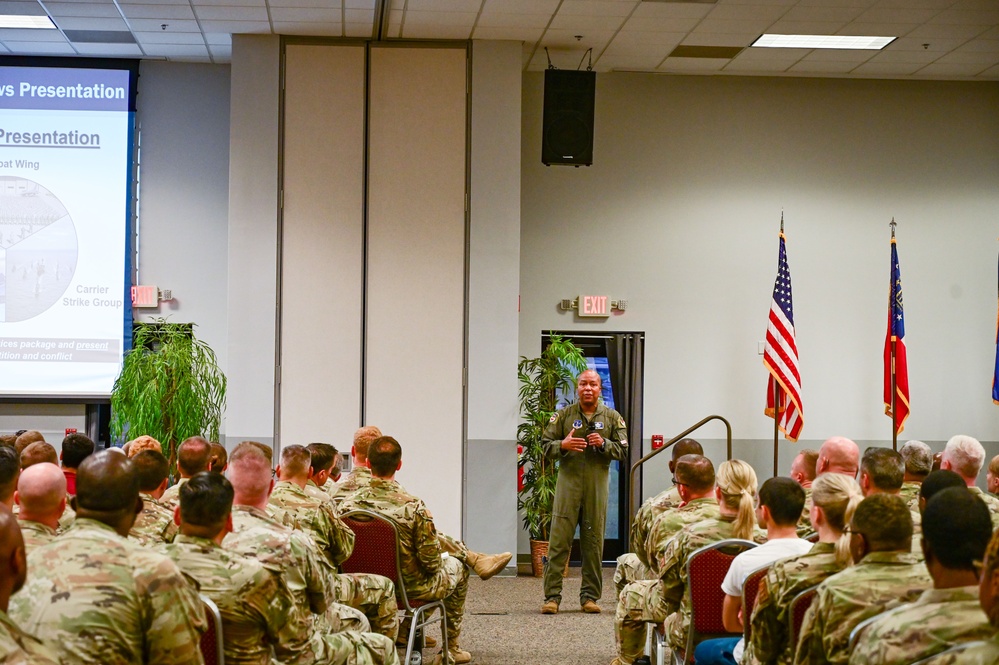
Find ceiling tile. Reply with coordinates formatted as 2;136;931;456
344;21;372;37
130;17;200;31
864;48;940;64
265;0;330;7
202;31;229;44
722;58;795;73
889;35;970;52
0;28;70;41
955;38;999;52
401;23;471;39
134;29;206;44
0;1;52;16
481;0;559;15
542;28;615;48
549;13;628;32
620;15;701;32
195;6;268;21
73;42;143;54
631;1;711;20
707;4;789;22
273;21;341;34
779;5;865;23
190;0;264;5
765;20;847;35
594;53;664;71
905;23;991;40
45;3;122;18
52;16;129;30
405;0;482;11
916;61;991;76
873;0;953;8
854;7;939;24
850;61;925;76
209;43;231;57
121;5;196;20
600;39;671;58
930;9;999;25
475;12;551;29
659;57;729;73
799;48;878;62
143;43;209;56
402;10;477;26
269;8;342;22
198;19;271;32
839;22;919;37
117;0;191;4
2;40;76;53
977;63;999;77
555;1;635;18
693;17;776;34
735;46;809;62
932;50;999;65
345;8;374;22
681;33;757;47
610;29;685;47
471;25;542;42
786;60;864;74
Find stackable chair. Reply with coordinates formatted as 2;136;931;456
741;565;771;643
199;594;225;665
650;538;757;665
787;585;818;655
341;509;448;665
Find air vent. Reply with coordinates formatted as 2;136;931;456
668;45;744;59
64;30;136;44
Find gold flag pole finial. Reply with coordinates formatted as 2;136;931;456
890;217;897;239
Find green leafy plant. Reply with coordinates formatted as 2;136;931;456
110;319;226;469
517;333;587;541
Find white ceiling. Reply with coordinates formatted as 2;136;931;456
0;0;997;80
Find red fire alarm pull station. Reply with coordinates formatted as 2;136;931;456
65;428;77;435
652;434;664;450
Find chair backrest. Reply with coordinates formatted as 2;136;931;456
787;585;818;650
686;539;758;638
340;509;413;608
199;594;224;665
741;564;770;642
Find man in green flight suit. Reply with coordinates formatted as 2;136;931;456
541;369;629;615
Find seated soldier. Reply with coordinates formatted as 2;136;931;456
860;447;922;531
209;442;227;473
268;444;398;641
9;450;206;664
613;459;764;665
165;471;399;665
793;494;931;665
743;473;863;665
59;432;94;497
614;440;706;593
0;505;59;664
816;437;861;479
988;454;999;497
161;436;213;509
335;427;510;581
305;442;340;503
339;436;472;665
614;453;719;595
0;447;19;510
899;440;932;511
13;462;65;554
940;435;999;528
788;448;818;538
223;443;370;635
128;449;179;546
694;477;813;665
849;486;994;665
18;441;58;469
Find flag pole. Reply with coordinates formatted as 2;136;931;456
890;219;898;450
773;213;784;476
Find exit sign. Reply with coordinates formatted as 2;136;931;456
579;295;610;317
131;285;158;308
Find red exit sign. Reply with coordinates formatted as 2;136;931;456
579;295;610;317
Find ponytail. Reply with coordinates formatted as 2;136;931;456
717;460;759;541
812;473;864;568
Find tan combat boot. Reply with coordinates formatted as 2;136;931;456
465;550;512;580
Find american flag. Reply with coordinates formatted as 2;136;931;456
883;237;910;433
764;232;803;442
994;250;999;405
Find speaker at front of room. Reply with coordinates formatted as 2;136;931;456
542;69;595;167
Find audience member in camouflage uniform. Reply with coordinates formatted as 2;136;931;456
743;473;862;665
18;441;58;469
0;505;60;664
336;426;510;582
13;462;64;555
9;450;206;665
849;487;995;665
0;446;18;511
788;449;818;538
269;444;399;639
128;449;179;546
161;436;213;510
859;447;923;537
305;442;342;505
339;436;472;665
793;494;931;665
208;442;228;473
940;434;999;528
166;470;399;665
898;440;932;512
221;443;370;637
614;453;718;595
988;454;999;497
613;459;764;665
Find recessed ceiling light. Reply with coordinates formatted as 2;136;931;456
752;34;896;50
0;14;56;29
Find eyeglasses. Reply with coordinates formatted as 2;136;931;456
671;477;688;487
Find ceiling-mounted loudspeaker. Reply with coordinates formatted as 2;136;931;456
542;69;595;167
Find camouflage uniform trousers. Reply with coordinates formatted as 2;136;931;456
334;572;399;641
410;555;468;649
917;636;999;665
615;579;676;664
614;553;653;596
316;630;401;665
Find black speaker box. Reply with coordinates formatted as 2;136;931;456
542;69;595;167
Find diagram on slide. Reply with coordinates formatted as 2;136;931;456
0;176;78;322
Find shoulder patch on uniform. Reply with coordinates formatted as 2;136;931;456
549;414;557;424
620;418;627;428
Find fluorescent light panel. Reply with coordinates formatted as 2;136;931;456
753;34;895;50
0;14;56;29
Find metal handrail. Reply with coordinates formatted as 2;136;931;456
628;414;733;525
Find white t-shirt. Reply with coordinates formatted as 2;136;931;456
722;537;814;663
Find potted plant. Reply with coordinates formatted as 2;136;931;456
110;319;226;470
517;332;587;576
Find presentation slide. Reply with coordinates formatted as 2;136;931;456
0;65;132;398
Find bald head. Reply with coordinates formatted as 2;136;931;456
227;442;273;506
0;506;27;604
20;441;58;469
817;437;861;479
15;463;66;525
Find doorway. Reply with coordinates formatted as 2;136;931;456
543;331;644;563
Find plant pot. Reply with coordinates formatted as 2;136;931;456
529;539;570;578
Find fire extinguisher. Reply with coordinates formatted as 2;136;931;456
517;444;525;492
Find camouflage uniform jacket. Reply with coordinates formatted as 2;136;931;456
743;542;844;665
794;550;931;665
128;493;178;547
163;534;315;665
330;467;373;506
796;487;814;539
306;479;334;505
630;486;682;567
56;504;74;534
900;481;921;513
643;497;720;576
223;504;333;619
847;585;994;665
9;517;206;665
338;477;444;598
16;520;55;556
659;515;766;648
159;477;189;511
918;634;999;665
0;608;59;665
268;480;355;567
968;486;999;530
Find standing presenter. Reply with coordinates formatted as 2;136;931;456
541;369;629;615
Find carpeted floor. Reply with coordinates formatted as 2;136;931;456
407;566;618;665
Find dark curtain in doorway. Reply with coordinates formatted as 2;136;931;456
605;333;643;548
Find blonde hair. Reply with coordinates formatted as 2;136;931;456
717;459;758;541
126;435;162;457
812;473;864;567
